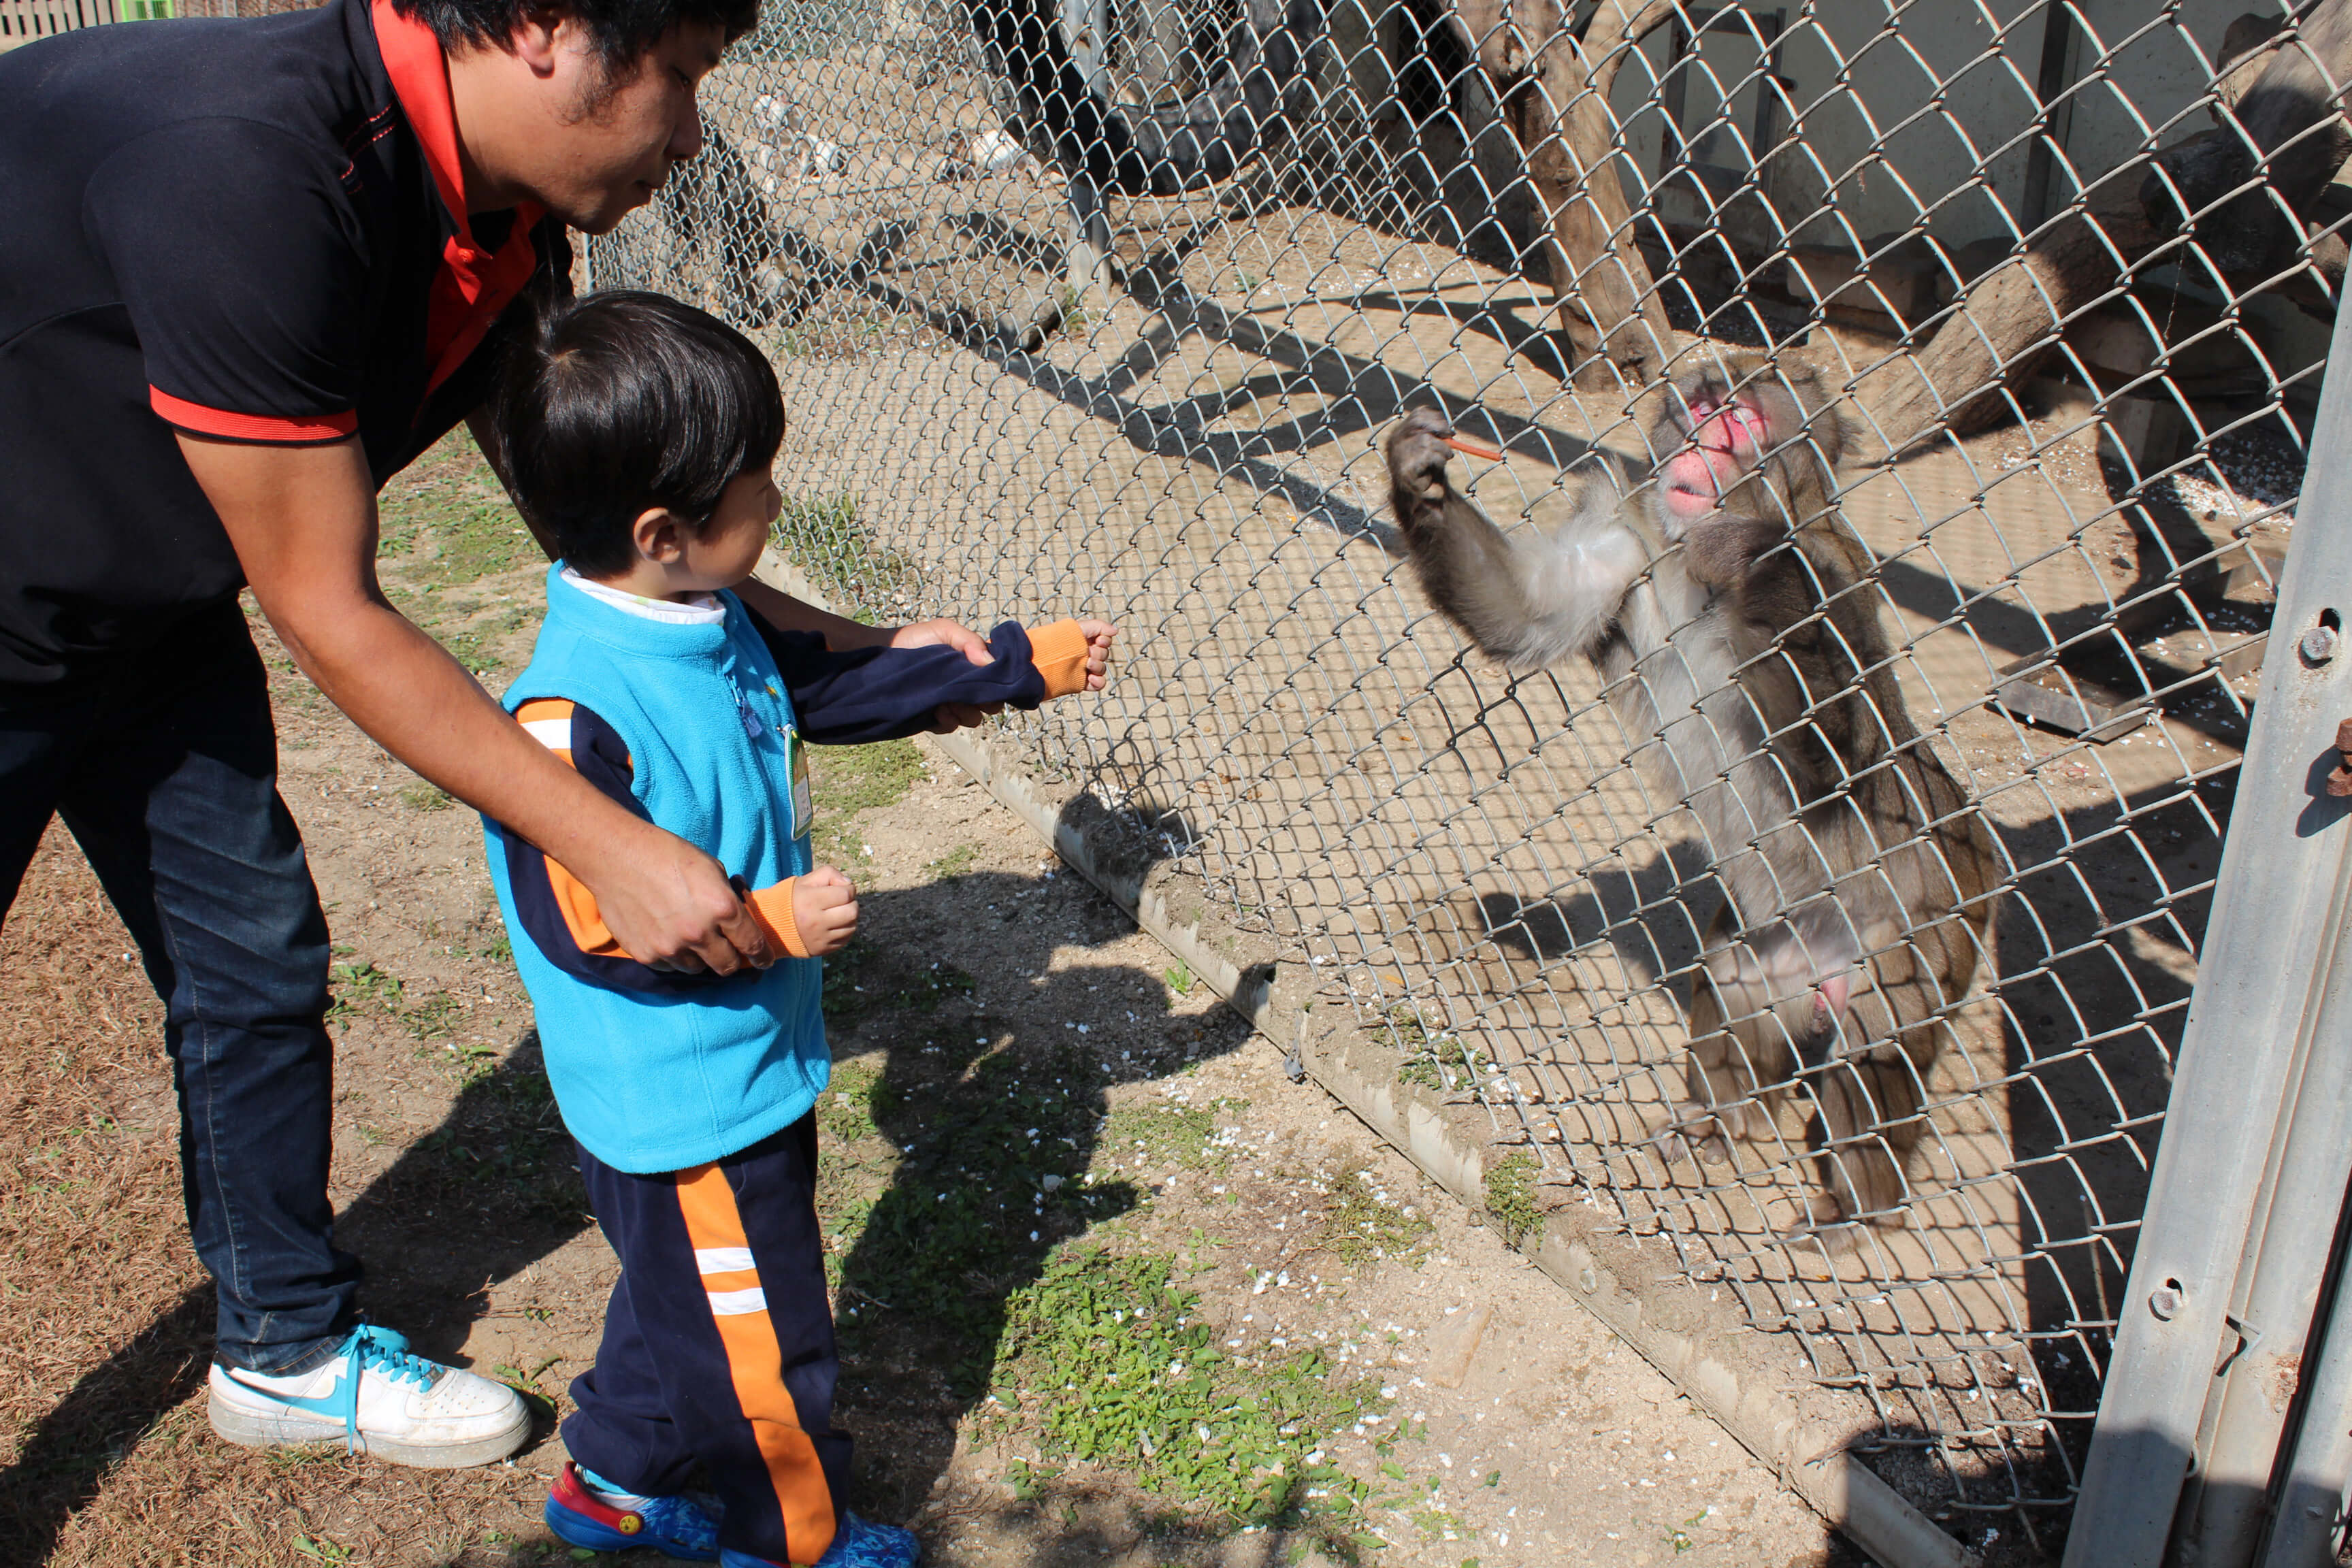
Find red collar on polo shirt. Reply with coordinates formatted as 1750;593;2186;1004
372;0;545;399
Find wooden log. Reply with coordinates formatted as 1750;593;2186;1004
2140;0;2352;274
1855;209;2161;454
1454;0;1679;385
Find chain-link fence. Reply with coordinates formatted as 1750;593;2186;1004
589;1;2337;1556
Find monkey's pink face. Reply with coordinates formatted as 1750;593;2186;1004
1661;395;1772;521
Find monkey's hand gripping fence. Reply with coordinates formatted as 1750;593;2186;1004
590;0;2352;1560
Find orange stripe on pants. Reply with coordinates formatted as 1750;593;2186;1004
676;1162;838;1565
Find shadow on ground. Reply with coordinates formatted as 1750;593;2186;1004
1;860;1267;1567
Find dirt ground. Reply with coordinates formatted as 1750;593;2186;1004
0;435;1865;1567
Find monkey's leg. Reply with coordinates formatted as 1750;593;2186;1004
1671;924;1793;1162
1804;1034;1927;1237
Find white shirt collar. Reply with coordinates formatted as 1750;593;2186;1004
559;566;727;625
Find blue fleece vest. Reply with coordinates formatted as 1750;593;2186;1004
483;566;826;1173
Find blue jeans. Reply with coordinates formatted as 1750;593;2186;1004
0;602;357;1374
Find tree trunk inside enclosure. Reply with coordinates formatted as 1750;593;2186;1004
2141;0;2352;276
1859;0;2352;457
1856;210;2161;455
1455;0;1678;387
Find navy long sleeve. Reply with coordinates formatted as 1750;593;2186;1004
755;619;1062;744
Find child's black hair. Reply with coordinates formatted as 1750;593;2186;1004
493;291;784;579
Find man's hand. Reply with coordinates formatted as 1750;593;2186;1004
791;866;860;956
890;617;993;665
176;432;774;975
568;819;776;975
892;617;1002;731
1077;619;1117;691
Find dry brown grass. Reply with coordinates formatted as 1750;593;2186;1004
0;828;555;1568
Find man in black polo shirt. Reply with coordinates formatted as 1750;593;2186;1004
0;0;987;1467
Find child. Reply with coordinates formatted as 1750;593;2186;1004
480;291;1113;1568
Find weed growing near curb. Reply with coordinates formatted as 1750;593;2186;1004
1388;1007;1494;1096
990;1247;1378;1556
1319;1168;1435;1267
1484;1150;1540;1247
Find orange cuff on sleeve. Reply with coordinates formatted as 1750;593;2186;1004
1027;619;1091;700
514;698;637;961
745;880;813;959
549;864;630;960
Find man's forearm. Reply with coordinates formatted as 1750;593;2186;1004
181;430;772;973
274;591;647;866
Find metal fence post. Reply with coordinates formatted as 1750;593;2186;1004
2259;1225;2352;1565
2064;297;2352;1568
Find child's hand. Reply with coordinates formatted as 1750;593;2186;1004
1079;619;1117;691
794;866;860;957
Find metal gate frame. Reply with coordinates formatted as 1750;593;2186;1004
2068;295;2352;1568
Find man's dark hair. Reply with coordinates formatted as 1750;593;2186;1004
493;290;785;579
393;0;760;76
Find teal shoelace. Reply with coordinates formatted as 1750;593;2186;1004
325;1325;438;1450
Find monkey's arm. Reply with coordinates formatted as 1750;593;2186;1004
1386;410;1650;672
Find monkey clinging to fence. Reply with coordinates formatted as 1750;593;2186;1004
1383;357;2002;1244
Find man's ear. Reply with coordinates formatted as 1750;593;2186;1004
509;1;564;74
632;506;686;565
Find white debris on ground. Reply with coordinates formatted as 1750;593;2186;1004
2157;423;2306;526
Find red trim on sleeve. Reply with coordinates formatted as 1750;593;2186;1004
149;387;358;444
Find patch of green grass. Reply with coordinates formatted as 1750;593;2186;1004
819;1059;900;1143
990;1247;1376;1550
772;493;918;617
821;948;975;1021
403;1049;575;1222
401;783;453;813
811;739;926;816
435;602;531;679
1097;1099;1222;1175
818;1043;1139;1394
375;430;534;583
807;739;926;865
924;843;980;880
327;958;477;1067
326;959;406;1024
1318;1168;1434;1267
1484;1149;1541;1248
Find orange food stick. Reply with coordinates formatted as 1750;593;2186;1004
1443;434;1505;461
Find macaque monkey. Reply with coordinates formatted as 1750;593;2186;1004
1383;357;2000;1242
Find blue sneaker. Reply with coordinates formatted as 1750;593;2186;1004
719;1514;919;1568
546;1462;721;1560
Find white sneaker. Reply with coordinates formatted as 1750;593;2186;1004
208;1324;529;1468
